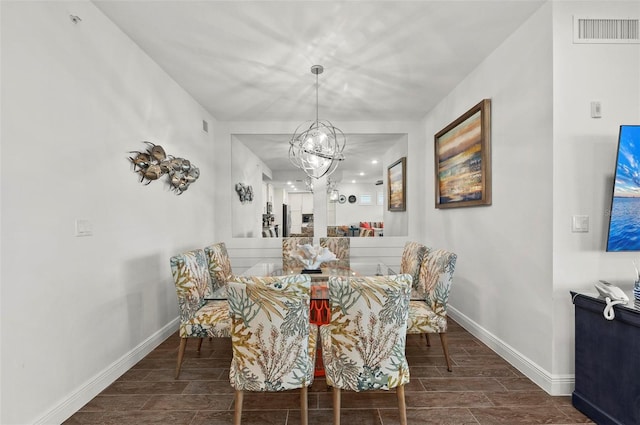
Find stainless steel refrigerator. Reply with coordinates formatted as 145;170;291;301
282;204;291;237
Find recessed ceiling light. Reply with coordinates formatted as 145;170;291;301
359;172;364;176
287;181;292;185
371;160;378;164
352;180;356;183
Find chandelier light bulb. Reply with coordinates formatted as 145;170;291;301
326;177;339;202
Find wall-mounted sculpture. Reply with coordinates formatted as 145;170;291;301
235;183;253;203
128;141;199;195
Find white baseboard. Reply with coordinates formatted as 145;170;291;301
35;318;179;425
448;307;574;396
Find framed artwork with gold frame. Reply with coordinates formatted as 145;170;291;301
435;99;491;209
387;157;406;211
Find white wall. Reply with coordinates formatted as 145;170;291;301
334;182;384;226
551;0;640;385
231;137;268;237
422;2;555;390
422;0;640;396
1;2;217;423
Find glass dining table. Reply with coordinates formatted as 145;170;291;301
205;260;397;301
206;260;397;376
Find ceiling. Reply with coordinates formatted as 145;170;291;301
93;0;544;186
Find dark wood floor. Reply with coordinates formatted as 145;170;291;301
64;319;593;424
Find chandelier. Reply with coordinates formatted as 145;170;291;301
289;65;346;179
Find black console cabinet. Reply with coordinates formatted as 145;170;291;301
571;291;640;425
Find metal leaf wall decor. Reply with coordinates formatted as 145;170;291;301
235;183;253;203
128;141;200;195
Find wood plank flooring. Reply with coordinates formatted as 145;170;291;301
64;320;594;424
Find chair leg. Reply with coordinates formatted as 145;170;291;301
197;337;203;352
424;333;431;346
300;386;308;425
397;384;407;425
439;332;452;372
332;387;341;425
175;338;187;379
234;390;243;425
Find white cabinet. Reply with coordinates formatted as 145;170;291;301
289;193;302;211
290;211;302;234
301;193;313;214
288;192;313;234
289;193;313;212
288;194;313;211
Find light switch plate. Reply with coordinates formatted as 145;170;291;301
75;219;93;237
590;101;602;118
572;215;589;233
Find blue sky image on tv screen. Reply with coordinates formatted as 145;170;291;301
607;125;640;251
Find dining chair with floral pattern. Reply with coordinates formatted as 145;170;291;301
319;237;350;270
400;241;427;295
406;247;458;371
170;249;231;379
358;228;374;237
204;242;234;291
282;236;313;272
321;274;412;425
227;274;317;425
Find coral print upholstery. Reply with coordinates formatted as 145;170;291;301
170;249;231;378
319;237;350;270
400;241;427;291
359;228;374;237
204;242;234;292
282;237;313;272
406;247;458;371
227;274;317;425
321;274;412;425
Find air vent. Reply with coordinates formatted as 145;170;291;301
375;180;383;186
573;16;639;44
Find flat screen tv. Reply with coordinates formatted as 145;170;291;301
606;125;640;251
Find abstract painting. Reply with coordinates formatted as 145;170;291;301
388;157;406;211
435;99;491;208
